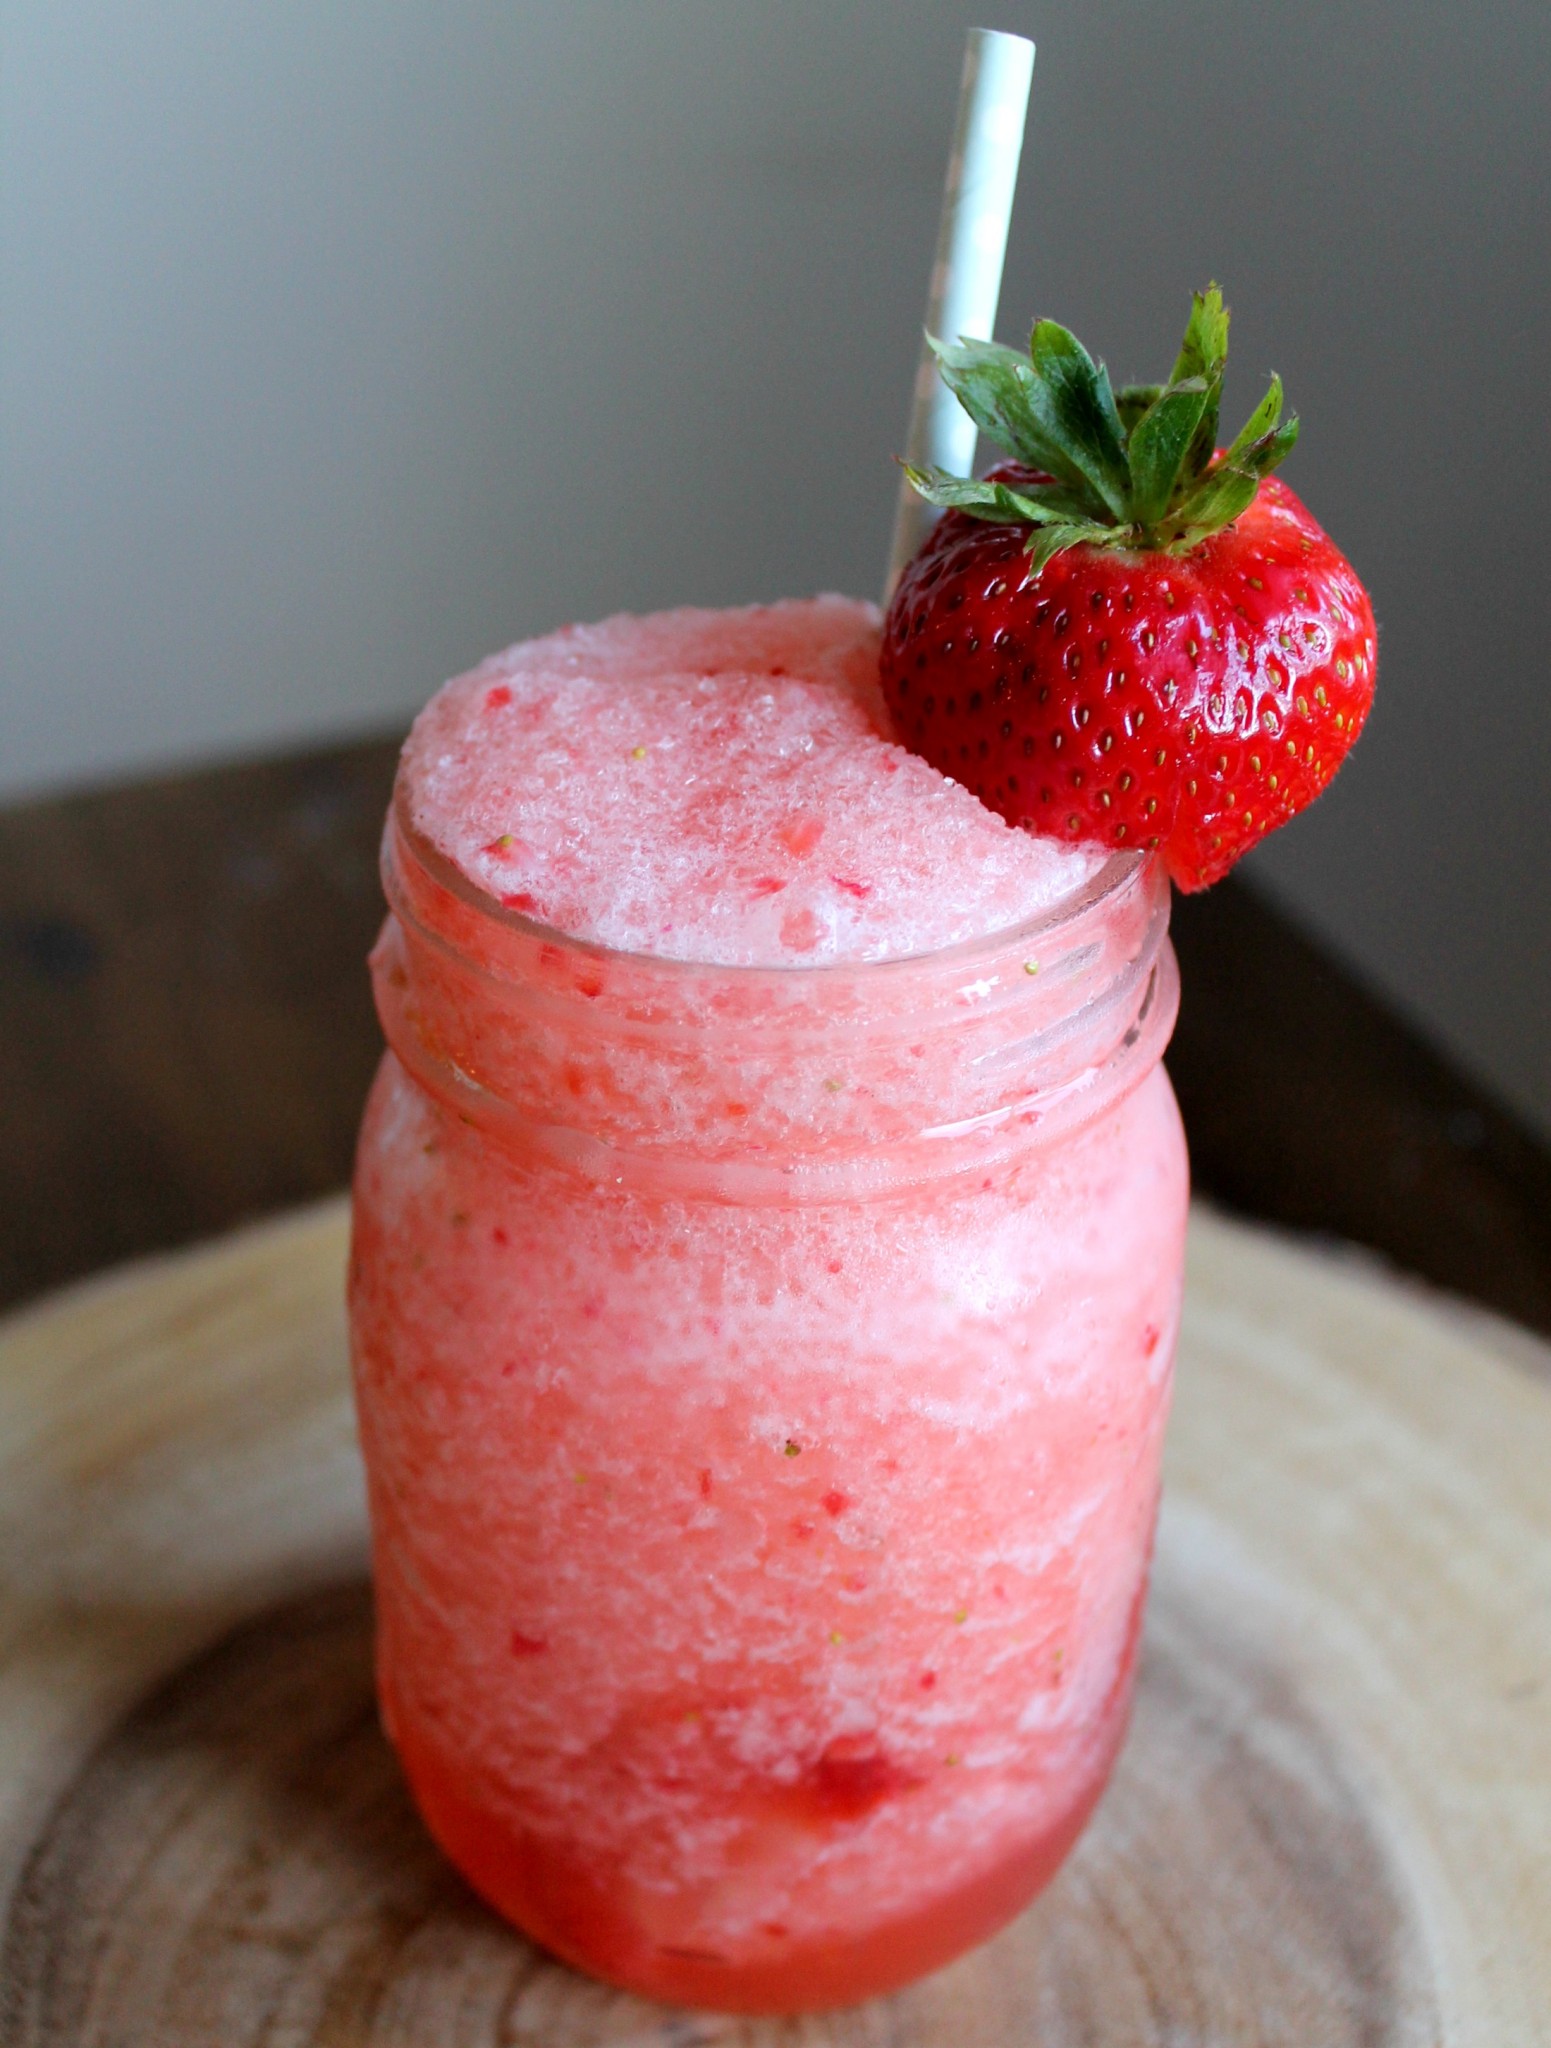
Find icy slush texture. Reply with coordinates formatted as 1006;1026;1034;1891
402;598;1106;964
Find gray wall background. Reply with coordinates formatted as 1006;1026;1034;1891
4;1;1549;1136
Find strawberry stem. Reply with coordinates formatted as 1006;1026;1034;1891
905;285;1299;567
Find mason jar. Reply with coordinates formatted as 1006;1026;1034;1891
348;791;1188;2013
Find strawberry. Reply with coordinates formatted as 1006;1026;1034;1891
880;286;1376;889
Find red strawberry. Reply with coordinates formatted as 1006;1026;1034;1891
880;287;1376;889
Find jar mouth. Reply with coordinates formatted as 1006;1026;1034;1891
376;788;1176;1198
392;781;1150;986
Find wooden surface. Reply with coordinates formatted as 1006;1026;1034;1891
0;1200;1547;2044
3;735;1551;1334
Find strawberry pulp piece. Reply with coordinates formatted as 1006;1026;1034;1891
880;286;1377;889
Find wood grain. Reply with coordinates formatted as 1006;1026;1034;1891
0;1576;1437;2048
0;1202;1547;2041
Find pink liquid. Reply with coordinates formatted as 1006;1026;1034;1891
349;601;1189;2011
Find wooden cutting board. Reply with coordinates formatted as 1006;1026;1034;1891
0;1200;1546;2046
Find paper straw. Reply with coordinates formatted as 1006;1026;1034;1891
883;29;1034;602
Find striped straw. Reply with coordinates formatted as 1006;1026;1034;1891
883;29;1035;602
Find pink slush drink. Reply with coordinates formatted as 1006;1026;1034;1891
348;597;1188;2012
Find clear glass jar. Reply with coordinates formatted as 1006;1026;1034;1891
348;796;1188;2013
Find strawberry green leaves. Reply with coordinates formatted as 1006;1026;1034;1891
1171;283;1231;387
926;337;1099;506
905;283;1299;571
900;461;1113;569
1168;283;1230;476
1021;518;1118;575
926;326;1129;519
901;465;1104;532
1162;371;1299;550
1127;376;1210;524
1224;371;1299;477
1023;320;1132;519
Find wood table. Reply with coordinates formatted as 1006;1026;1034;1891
2;740;1549;2045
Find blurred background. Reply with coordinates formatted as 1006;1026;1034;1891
3;0;1548;1136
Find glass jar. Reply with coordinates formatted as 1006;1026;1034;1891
348;795;1188;2014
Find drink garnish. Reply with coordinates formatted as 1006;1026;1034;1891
880;285;1377;888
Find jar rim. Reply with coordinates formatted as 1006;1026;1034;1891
391;780;1152;987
